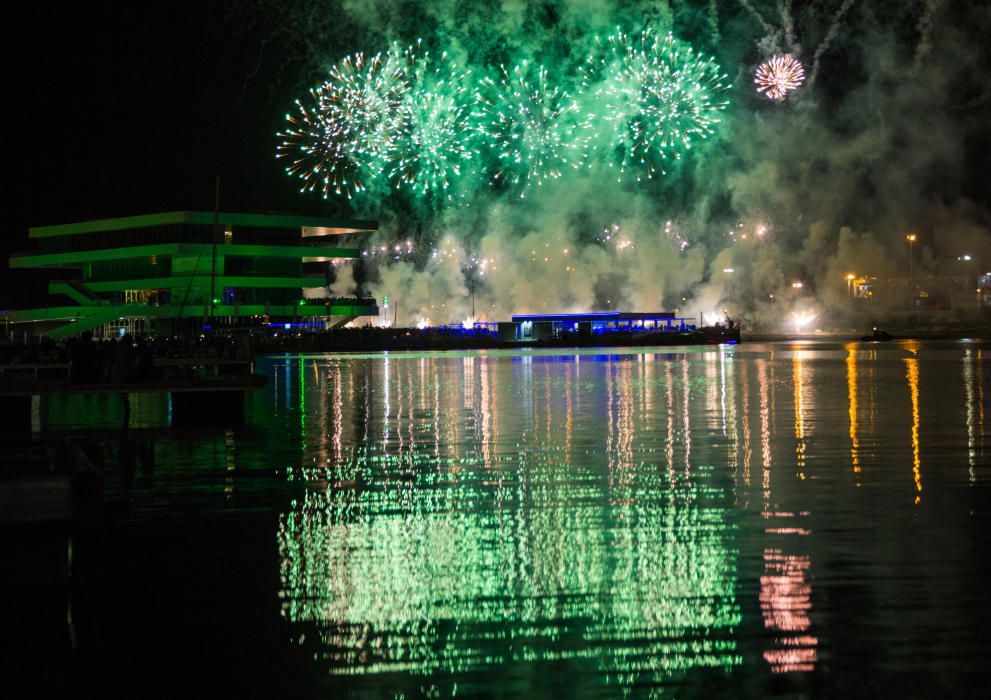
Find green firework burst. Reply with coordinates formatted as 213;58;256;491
384;44;480;197
477;61;590;197
275;51;407;199
583;29;729;181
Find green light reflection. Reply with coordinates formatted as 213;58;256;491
277;352;742;687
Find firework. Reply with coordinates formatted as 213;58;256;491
583;29;729;180
282;30;730;199
477;61;589;196
755;54;805;101
384;44;479;196
276;52;407;199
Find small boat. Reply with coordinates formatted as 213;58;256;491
860;328;892;342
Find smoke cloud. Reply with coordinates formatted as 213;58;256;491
243;0;991;330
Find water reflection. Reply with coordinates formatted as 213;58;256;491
963;348;985;484
792;347;809;479
760;506;816;674
277;351;742;688
846;344;861;481
904;348;923;504
257;343;991;693
758;359;772;505
23;341;991;696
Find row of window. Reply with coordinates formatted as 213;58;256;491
38;224;307;254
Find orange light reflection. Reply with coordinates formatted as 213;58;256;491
905;355;922;504
846;344;861;481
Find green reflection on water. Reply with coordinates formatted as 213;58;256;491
276;352;742;687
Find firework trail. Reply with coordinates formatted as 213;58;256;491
808;0;857;88
777;0;798;52
737;0;775;36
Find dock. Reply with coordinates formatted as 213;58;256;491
0;358;267;432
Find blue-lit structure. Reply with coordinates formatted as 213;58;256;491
509;312;694;341
435;322;499;338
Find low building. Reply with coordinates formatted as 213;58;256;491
7;211;378;338
509;311;694;341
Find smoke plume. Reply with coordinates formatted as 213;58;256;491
241;0;991;330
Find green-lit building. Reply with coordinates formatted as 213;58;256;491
7;211;378;338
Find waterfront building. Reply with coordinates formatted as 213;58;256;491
509;311;695;341
6;211;379;338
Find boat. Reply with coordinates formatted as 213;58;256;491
860;328;892;342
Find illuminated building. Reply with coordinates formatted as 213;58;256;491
7;211;378;337
509;311;695;340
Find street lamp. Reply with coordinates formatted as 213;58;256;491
906;234;917;308
846;273;855;297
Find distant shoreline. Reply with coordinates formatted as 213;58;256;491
744;327;991;342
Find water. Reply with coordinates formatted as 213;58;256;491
13;341;991;697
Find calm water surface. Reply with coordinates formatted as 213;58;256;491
28;341;991;697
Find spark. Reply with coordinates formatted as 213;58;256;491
664;219;691;252
362;238;417;262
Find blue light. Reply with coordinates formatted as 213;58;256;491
266;321;326;329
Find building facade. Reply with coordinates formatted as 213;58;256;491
7;211;378;338
509;312;694;340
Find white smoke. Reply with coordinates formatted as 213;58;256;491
242;0;990;331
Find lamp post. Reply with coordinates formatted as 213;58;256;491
906;233;917;308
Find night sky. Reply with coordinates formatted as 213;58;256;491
5;2;336;306
5;1;990;321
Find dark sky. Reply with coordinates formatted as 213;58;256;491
3;2;339;305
